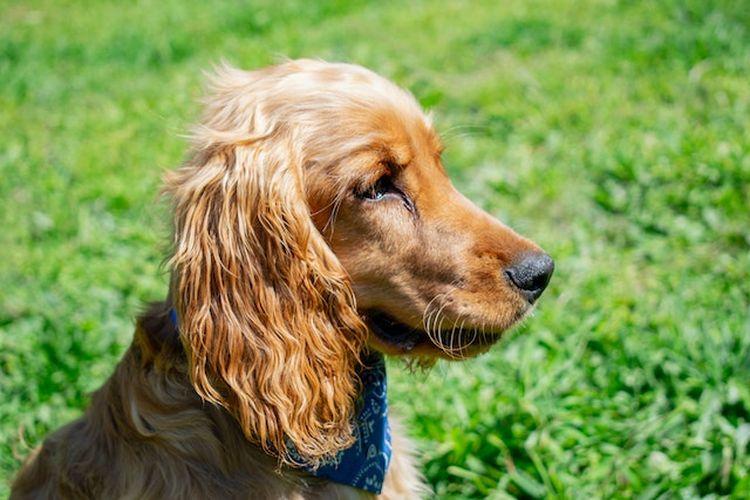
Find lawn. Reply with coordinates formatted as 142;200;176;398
1;0;749;497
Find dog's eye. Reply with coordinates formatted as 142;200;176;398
357;175;416;214
361;176;396;201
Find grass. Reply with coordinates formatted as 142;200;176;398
1;0;749;497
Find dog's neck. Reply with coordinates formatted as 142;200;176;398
150;304;392;495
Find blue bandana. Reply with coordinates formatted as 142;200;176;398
168;309;392;494
300;351;391;494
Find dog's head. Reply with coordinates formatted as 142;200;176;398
164;59;552;465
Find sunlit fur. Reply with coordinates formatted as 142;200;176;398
12;59;546;499
164;127;367;468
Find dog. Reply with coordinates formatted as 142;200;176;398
12;59;553;499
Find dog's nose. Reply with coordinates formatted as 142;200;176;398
504;252;554;303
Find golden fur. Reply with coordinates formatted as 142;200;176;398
12;59;549;499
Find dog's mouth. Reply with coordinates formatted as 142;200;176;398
364;310;508;357
365;312;425;351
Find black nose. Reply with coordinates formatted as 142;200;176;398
504;252;554;303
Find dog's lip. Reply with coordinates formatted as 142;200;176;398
365;311;425;351
363;310;505;353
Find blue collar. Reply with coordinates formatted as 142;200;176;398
168;309;391;494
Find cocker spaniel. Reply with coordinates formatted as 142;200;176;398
12;59;553;499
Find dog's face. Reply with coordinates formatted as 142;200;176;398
299;62;554;359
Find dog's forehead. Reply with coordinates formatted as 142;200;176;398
257;60;443;175
280;60;431;123
387;119;442;167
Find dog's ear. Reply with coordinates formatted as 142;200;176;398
163;71;367;466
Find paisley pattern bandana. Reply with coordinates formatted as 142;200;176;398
168;309;392;494
301;352;392;494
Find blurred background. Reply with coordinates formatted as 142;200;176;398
1;0;749;497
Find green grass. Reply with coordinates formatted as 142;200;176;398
1;0;749;497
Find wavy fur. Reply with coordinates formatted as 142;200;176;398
164;66;369;466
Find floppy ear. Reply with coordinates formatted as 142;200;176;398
163;122;367;466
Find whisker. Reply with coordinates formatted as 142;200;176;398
439;123;489;141
322;191;346;236
422;293;446;339
456;318;470;359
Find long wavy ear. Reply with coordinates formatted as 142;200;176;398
162;73;367;466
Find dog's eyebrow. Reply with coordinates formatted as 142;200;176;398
383;142;413;168
384;159;407;171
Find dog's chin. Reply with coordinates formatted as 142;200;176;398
363;309;527;359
